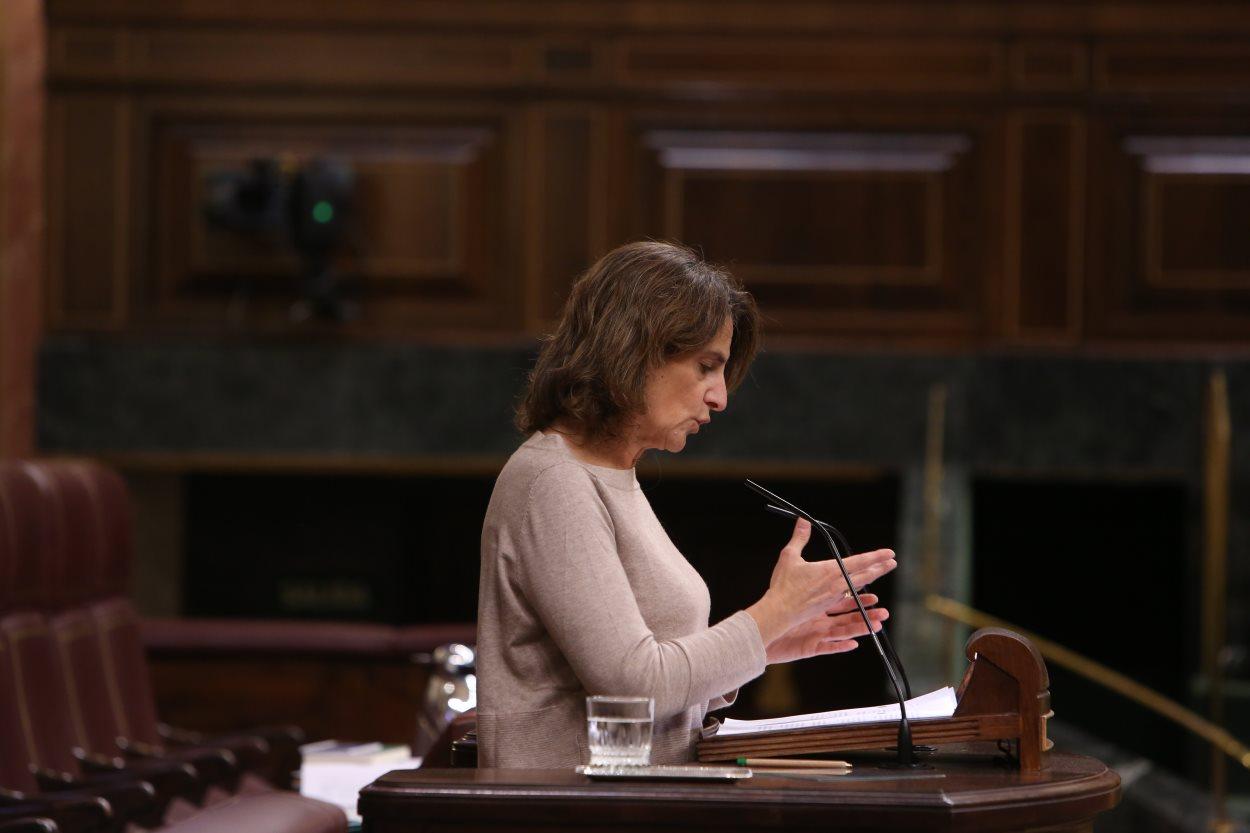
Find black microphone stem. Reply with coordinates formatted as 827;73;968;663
747;480;918;767
823;521;913;703
811;521;917;766
764;504;913;702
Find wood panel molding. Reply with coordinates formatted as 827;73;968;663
1008;42;1088;93
527;107;610;330
1087;126;1250;339
46;94;131;330
1130;137;1250;292
132;100;524;334
1095;42;1250;93
42;1;1250;347
633;123;988;336
44;1;1250;37
51;27;527;90
0;0;45;457
1004;111;1086;344
616;38;1005;94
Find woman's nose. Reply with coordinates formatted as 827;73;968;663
706;380;728;412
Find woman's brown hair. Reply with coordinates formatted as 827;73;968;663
517;241;760;441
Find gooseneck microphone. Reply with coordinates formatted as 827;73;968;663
762;504;913;702
745;478;922;767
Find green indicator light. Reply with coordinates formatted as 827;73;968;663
312;201;334;224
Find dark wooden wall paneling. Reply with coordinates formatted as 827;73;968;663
0;0;45;458
42;1;1250;348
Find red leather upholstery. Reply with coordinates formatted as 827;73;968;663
86;597;164;749
0;464;56;611
0;612;169;833
0;461;348;832
0;611;85;776
46;608;121;765
39;463;105;611
0;625;42;794
79;465;132;602
159;792;343;833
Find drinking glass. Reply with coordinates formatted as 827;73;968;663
586;695;653;766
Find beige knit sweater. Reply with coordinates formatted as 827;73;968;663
476;432;768;768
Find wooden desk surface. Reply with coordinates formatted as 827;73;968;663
359;747;1121;833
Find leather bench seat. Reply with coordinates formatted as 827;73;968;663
161;792;344;833
0;459;351;833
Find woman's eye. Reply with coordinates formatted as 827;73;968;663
699;364;713;375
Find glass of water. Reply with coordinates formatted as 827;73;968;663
586;695;653;766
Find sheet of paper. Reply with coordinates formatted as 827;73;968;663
715;685;957;737
299;757;422;822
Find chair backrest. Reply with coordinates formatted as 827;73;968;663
0;463;90;790
0;611;88;776
82;463;133;602
0;465;18;614
0;463;57;613
87;597;163;747
50;606;126;758
0;626;42;794
0;459;160;767
38;461;115;609
30;460;162;749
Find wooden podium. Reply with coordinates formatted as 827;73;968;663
359;750;1120;833
700;627;1054;770
360;629;1120;832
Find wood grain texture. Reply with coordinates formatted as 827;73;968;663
699;628;1050;770
630;118;992;338
46;94;130;330
149;655;430;746
41;0;1250;347
359;751;1119;833
1087;120;1250;340
0;0;44;458
1004;111;1085;343
43;0;1250;37
127;98;523;334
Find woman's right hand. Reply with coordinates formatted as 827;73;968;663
746;517;898;646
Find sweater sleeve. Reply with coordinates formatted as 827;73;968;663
516;464;766;720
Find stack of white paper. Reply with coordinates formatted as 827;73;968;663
299;756;422;822
716;685;958;737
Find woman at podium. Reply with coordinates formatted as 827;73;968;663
477;241;898;767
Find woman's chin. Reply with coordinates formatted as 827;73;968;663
666;432;690;453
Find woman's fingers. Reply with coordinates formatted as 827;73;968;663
816;639;859;655
801;549;896;614
835;550;897;594
842;548;896;576
825;592;879;615
824;607;889;640
799;606;889;639
783;517;811;559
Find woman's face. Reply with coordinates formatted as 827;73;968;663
635;316;733;455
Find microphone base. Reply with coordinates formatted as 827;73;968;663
882;747;933;769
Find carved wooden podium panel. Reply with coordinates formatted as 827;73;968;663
699;627;1054;770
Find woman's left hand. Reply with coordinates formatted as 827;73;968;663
764;593;889;665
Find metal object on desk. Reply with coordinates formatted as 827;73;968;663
575;764;750;781
411;643;476;758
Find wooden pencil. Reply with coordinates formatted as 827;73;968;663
736;757;851;769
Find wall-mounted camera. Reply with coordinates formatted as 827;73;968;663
204;156;357;323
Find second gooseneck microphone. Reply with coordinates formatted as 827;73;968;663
745;478;922;767
762;503;913;703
